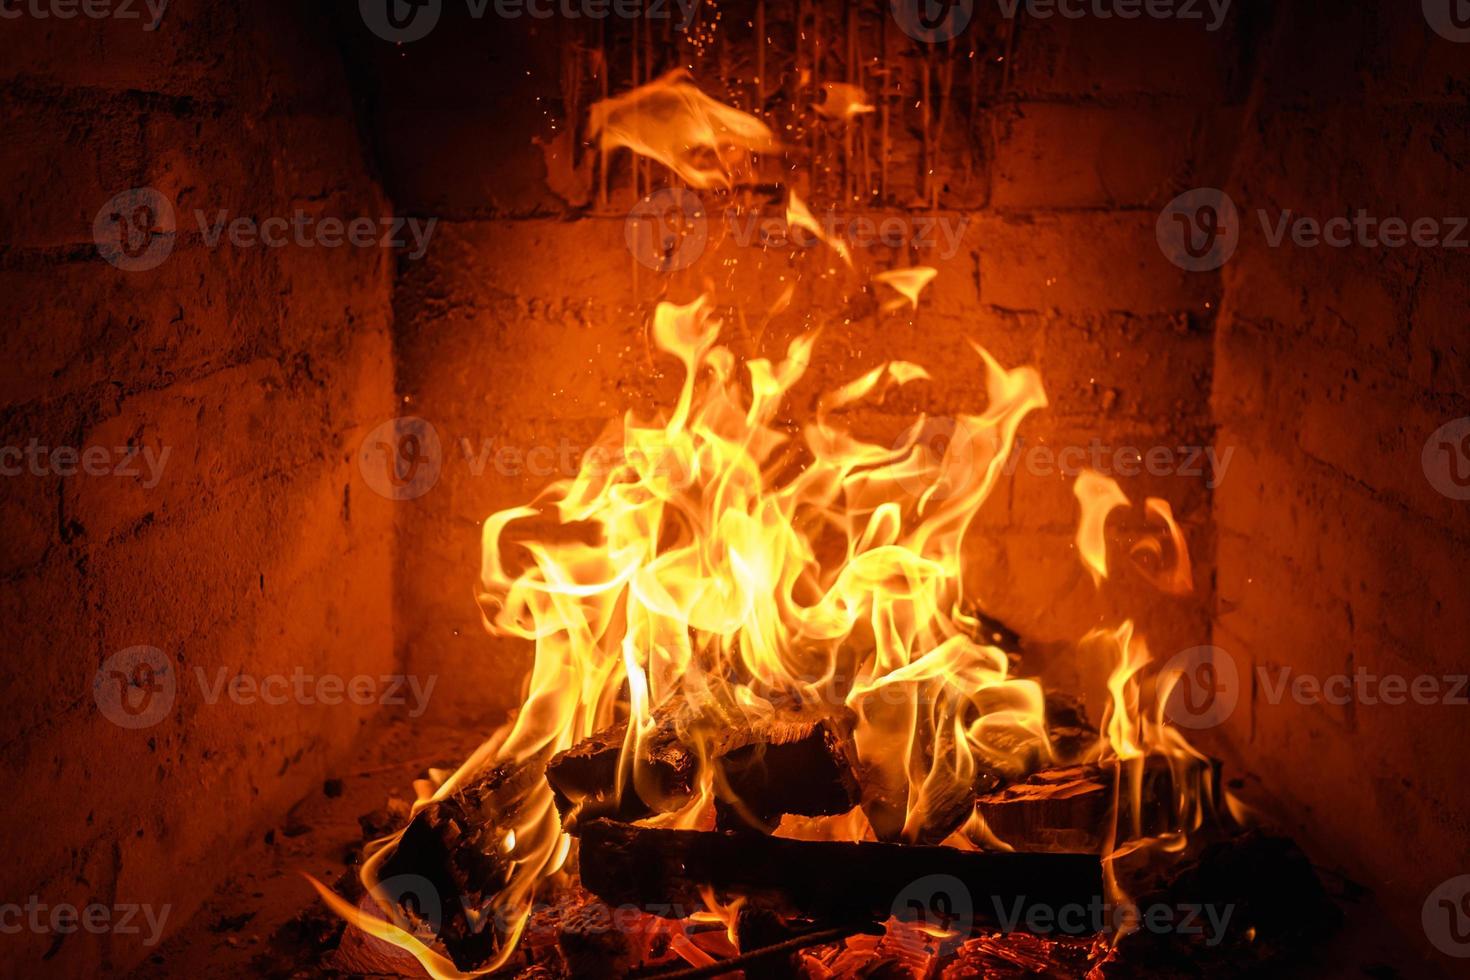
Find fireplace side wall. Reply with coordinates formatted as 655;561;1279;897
0;3;397;974
1211;2;1470;962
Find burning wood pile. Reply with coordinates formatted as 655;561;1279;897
308;75;1338;978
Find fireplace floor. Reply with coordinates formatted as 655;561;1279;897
127;718;486;980
131;720;1419;979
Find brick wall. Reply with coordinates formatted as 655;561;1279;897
1211;2;1470;967
0;3;396;974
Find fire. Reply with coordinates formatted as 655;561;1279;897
588;68;776;190
320;74;1216;977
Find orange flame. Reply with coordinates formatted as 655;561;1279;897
589;69;776;190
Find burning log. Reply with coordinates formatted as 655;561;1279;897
374;758;547;971
974;757;1221;854
712;714;862;832
578;819;1104;932
547;707;861;831
544;713;697;822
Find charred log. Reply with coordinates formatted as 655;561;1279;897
712;715;862;832
578;818;1104;932
374;758;547;972
974;757;1221;854
548;707;861;831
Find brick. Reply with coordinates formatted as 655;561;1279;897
1003;13;1232;99
989;103;1204;210
970;212;1219;314
1038;311;1212;422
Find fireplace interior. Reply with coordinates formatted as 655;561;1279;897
3;1;1468;977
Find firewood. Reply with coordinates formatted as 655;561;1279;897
548;707;861;831
544;713;697;823
577;819;1104;933
712;715;862;832
973;757;1218;854
374;757;547;971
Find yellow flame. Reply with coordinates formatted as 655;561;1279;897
787;189;852;267
588;69;776;190
874;267;939;311
1073;470;1129;584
